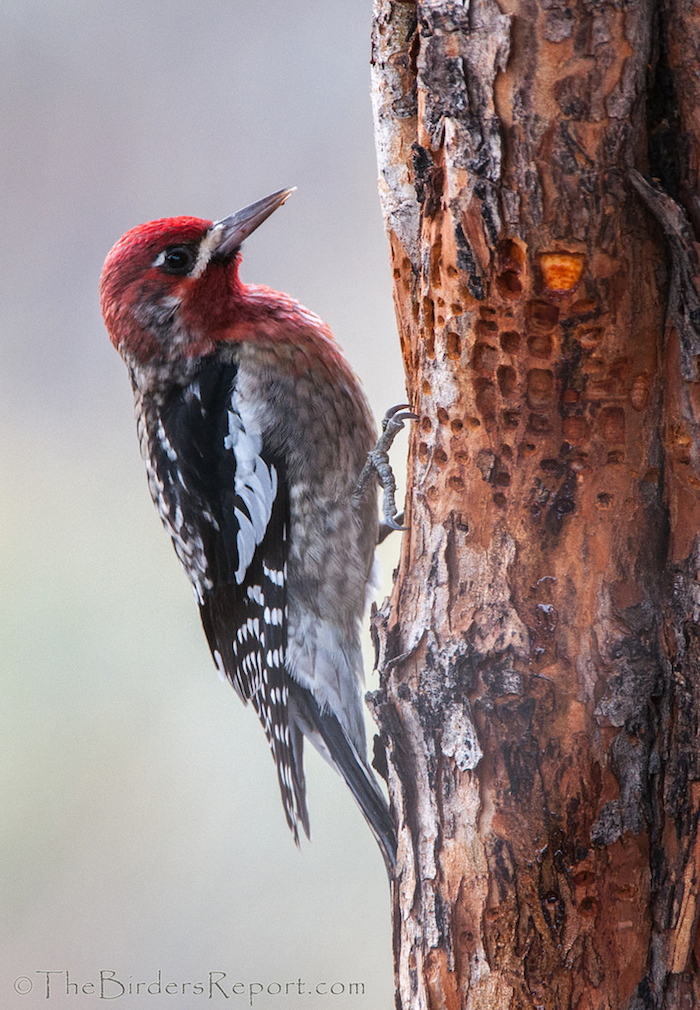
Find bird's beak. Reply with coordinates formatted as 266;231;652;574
212;188;296;257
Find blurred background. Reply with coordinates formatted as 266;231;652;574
0;2;406;1006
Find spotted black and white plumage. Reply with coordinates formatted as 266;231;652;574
101;192;398;873
135;361;307;836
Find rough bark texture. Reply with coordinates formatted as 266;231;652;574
368;1;700;1007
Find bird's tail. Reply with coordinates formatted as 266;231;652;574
288;681;397;876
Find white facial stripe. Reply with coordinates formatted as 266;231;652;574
191;225;224;278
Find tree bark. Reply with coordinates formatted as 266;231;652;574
368;1;700;1007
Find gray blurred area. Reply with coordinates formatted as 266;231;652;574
0;2;405;1006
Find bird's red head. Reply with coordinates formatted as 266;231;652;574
100;189;294;364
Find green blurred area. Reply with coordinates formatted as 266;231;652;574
0;3;405;1006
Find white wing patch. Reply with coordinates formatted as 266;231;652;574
223;392;277;584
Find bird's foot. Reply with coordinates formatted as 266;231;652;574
353;403;417;533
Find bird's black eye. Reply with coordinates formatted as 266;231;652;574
160;245;196;275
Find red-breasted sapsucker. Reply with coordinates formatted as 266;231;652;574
100;189;397;870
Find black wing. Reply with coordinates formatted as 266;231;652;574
151;361;307;840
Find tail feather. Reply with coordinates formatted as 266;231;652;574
287;714;311;841
288;681;397;875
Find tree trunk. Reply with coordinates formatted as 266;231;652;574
368;1;700;1007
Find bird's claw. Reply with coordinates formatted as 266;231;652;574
382;403;419;434
378;512;405;543
353;403;417;533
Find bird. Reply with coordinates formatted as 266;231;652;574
100;188;401;872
